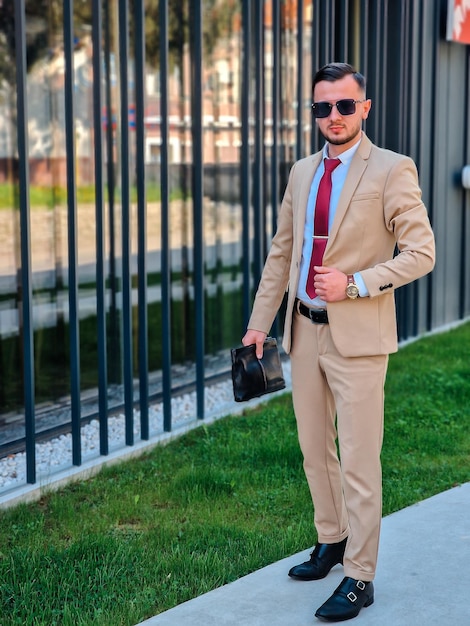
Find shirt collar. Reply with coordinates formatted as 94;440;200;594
322;134;362;165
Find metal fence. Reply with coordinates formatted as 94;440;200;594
0;0;469;497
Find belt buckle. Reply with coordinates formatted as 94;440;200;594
309;307;327;324
308;308;317;323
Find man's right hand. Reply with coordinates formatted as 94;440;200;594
242;329;267;359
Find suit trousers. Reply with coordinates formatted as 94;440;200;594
290;309;388;581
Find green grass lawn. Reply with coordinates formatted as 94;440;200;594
0;183;169;209
0;323;469;626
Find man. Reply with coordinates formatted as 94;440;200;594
242;62;435;622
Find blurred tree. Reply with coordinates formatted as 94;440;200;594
0;0;240;81
142;0;239;67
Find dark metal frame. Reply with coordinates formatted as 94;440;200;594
14;0;36;484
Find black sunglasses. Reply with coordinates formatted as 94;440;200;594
311;99;366;119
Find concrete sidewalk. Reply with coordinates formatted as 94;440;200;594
138;482;470;625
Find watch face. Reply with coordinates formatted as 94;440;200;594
346;284;359;298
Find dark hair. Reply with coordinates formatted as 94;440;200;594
312;62;366;93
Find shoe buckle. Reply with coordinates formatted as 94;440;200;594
356;580;366;591
347;592;357;603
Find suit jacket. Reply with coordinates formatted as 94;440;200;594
247;134;436;357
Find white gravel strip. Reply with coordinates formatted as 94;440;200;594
0;361;291;499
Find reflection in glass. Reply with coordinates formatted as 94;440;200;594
0;1;316;445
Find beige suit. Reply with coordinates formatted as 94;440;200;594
247;134;435;580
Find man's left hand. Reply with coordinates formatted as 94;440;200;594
313;266;348;302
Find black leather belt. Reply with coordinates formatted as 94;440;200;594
296;299;329;324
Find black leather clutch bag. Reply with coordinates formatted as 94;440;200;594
231;337;286;402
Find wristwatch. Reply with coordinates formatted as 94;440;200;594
346;274;360;299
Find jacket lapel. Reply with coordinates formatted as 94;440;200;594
294;153;322;259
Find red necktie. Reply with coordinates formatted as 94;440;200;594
306;158;341;298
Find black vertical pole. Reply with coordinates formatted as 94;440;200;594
134;0;149;439
296;0;303;160
191;0;205;419
241;0;252;326
160;0;172;432
271;0;281;339
104;1;120;385
311;0;321;154
359;0;369;81
338;0;349;61
253;0;264;282
63;0;82;466
271;0;280;235
14;0;36;484
118;0;134;444
92;0;109;455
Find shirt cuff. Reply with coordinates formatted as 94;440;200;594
354;272;369;298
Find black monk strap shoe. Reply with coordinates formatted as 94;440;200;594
315;576;374;622
288;537;347;580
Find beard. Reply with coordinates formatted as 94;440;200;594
321;122;363;146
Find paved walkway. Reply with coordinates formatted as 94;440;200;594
137;482;470;625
